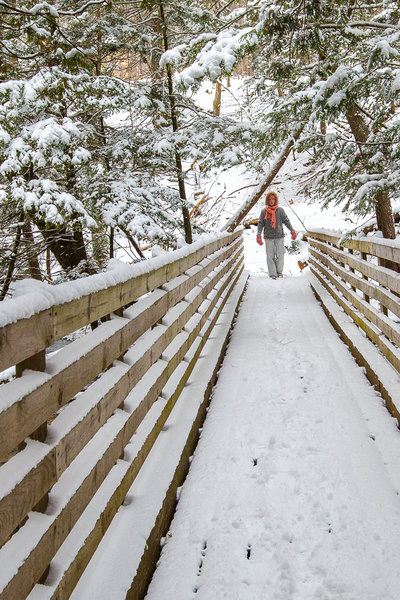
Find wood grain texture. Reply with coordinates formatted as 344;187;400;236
0;238;242;460
0;233;242;372
0;246;242;547
0;236;245;599
309;246;400;322
307;229;400;266
309;259;400;375
309;238;400;296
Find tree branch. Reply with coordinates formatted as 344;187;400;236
221;126;304;231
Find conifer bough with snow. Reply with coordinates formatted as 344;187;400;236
175;0;399;240
0;0;253;294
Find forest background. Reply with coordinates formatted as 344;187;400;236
1;0;400;297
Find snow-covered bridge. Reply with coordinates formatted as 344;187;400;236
1;229;400;600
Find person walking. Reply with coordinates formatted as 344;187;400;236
256;190;297;279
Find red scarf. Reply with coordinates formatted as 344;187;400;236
265;204;278;228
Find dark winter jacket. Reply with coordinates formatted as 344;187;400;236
257;206;294;239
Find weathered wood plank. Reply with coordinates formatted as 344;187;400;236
0;255;244;600
0;310;53;374
0;449;56;545
309;238;400;296
309;249;400;347
309;260;400;374
0;318;136;462
0;241;240;464
53;279;147;341
44;263;246;600
0;247;243;547
346;238;400;265
309;246;400;320
0;233;241;372
106;268;249;600
0;238;242;460
307;229;400;266
310;275;400;425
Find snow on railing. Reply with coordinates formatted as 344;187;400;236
0;230;247;600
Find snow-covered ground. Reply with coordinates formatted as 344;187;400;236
144;236;400;600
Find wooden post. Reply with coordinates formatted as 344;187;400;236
348;249;357;291
15;350;47;439
361;252;370;303
213;80;222;116
377;257;389;315
111;307;126;410
0;233;245;597
16;350;49;513
336;242;345;268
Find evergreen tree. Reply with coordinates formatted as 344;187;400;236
0;0;256;293
254;0;400;238
174;0;400;238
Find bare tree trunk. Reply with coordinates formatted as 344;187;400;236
159;0;192;244
221;127;304;231
36;221;94;274
375;191;399;271
22;220;42;280
46;247;51;281
1;218;23;300
110;226;114;259
346;106;395;240
118;225;145;259
213;80;222;116
375;190;396;240
345;105;370;154
91;225;109;268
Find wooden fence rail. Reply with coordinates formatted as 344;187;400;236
307;228;400;422
0;230;247;600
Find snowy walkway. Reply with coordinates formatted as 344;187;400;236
145;274;400;600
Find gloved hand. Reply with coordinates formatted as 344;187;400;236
256;234;263;246
291;231;297;240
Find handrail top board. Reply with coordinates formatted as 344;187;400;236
0;231;242;372
307;228;400;264
0;246;243;461
309;237;400;294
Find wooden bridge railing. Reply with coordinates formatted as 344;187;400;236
0;230;247;600
308;228;400;422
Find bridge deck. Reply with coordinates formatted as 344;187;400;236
143;274;400;600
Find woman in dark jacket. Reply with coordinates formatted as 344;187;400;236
256;190;297;279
